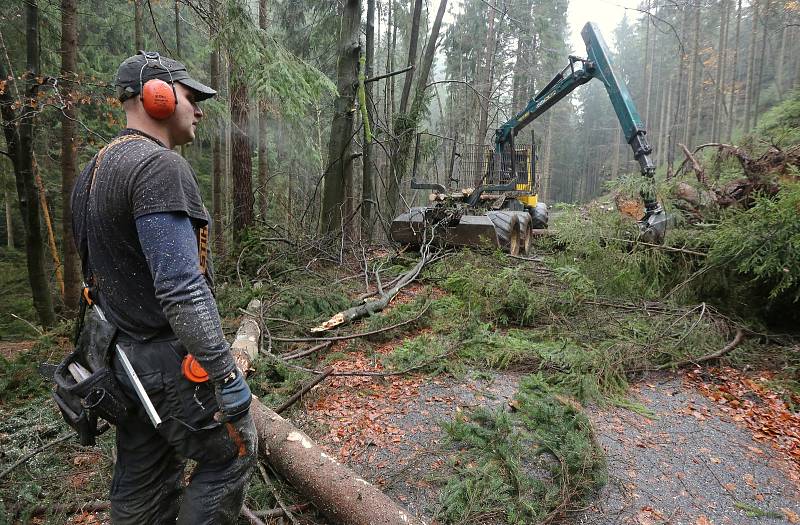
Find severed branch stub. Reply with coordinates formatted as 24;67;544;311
229;306;426;525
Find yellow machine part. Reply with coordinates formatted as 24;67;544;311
480;145;539;208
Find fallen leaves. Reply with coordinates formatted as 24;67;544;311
782;507;800;523
305;339;426;461
686;367;800;467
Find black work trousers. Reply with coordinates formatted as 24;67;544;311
109;337;257;525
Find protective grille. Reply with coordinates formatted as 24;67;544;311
412;133;534;192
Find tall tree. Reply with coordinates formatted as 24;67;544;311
743;0;760;131
210;0;225;255
257;0;269;221
61;0;81;313
711;0;729;142
134;0;144;51
0;0;56;326
360;0;376;241
753;0;770;127
476;0;497;143
726;0;743;141
684;4;701;147
320;0;361;234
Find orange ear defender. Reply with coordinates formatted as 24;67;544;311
181;354;209;383
141;78;177;120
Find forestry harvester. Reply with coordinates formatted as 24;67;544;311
390;22;667;254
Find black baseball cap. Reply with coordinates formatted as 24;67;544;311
115;51;216;102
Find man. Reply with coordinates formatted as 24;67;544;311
71;51;256;524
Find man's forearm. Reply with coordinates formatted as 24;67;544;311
135;212;235;381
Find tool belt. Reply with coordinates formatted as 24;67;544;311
53;303;133;446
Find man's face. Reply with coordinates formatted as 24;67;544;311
167;82;203;146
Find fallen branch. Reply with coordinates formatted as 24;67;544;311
678;143;709;187
259;462;300;525
0;431;72;481
667;328;745;368
252;503;310;518
310;249;436;332
603;236;707;257
241;505;267;525
282;341;331;360
630;329;746;374
272;302;430;343
275;367;334;414
27;500;110;518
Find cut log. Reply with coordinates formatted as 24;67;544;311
231;300;425;525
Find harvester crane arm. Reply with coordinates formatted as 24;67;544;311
495;22;666;243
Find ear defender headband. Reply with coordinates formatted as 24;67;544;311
139;51;178;120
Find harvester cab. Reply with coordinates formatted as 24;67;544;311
390;22;667;254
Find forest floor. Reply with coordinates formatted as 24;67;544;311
295;339;800;525
2;250;799;525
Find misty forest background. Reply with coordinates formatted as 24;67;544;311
2;0;799;333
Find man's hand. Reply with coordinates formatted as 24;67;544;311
214;369;252;422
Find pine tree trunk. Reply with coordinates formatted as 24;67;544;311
711;0;728;142
361;0;376;242
386;0;422;218
775;6;787;100
209;0;225;256
61;0;81;313
726;0;742;141
134;0;143;51
398;0;422;115
0;1;56;327
477;0;497;143
684;6;700;148
4;185;13;249
752;0;769;128
743;0;759;132
257;0;269;221
230;78;254;241
320;0;361;234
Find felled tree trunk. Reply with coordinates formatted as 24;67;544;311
230;300;425;525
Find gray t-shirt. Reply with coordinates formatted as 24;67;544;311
72;129;212;340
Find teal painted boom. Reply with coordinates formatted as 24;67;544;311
495;22;656;181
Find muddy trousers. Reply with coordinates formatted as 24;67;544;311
108;337;257;525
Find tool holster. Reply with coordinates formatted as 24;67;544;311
53;306;133;445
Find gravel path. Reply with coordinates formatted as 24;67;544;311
306;370;800;524
577;373;800;525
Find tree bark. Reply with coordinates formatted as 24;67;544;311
4;184;13;248
0;1;56;327
361;0;376;241
684;5;701;148
726;0;742;141
477;0;498;144
134;0;143;51
61;0;81;313
711;0;728;142
209;0;225;256
320;0;361;235
743;0;759;132
752;0;769;128
230;78;254;241
257;0;269;221
398;0;422;116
